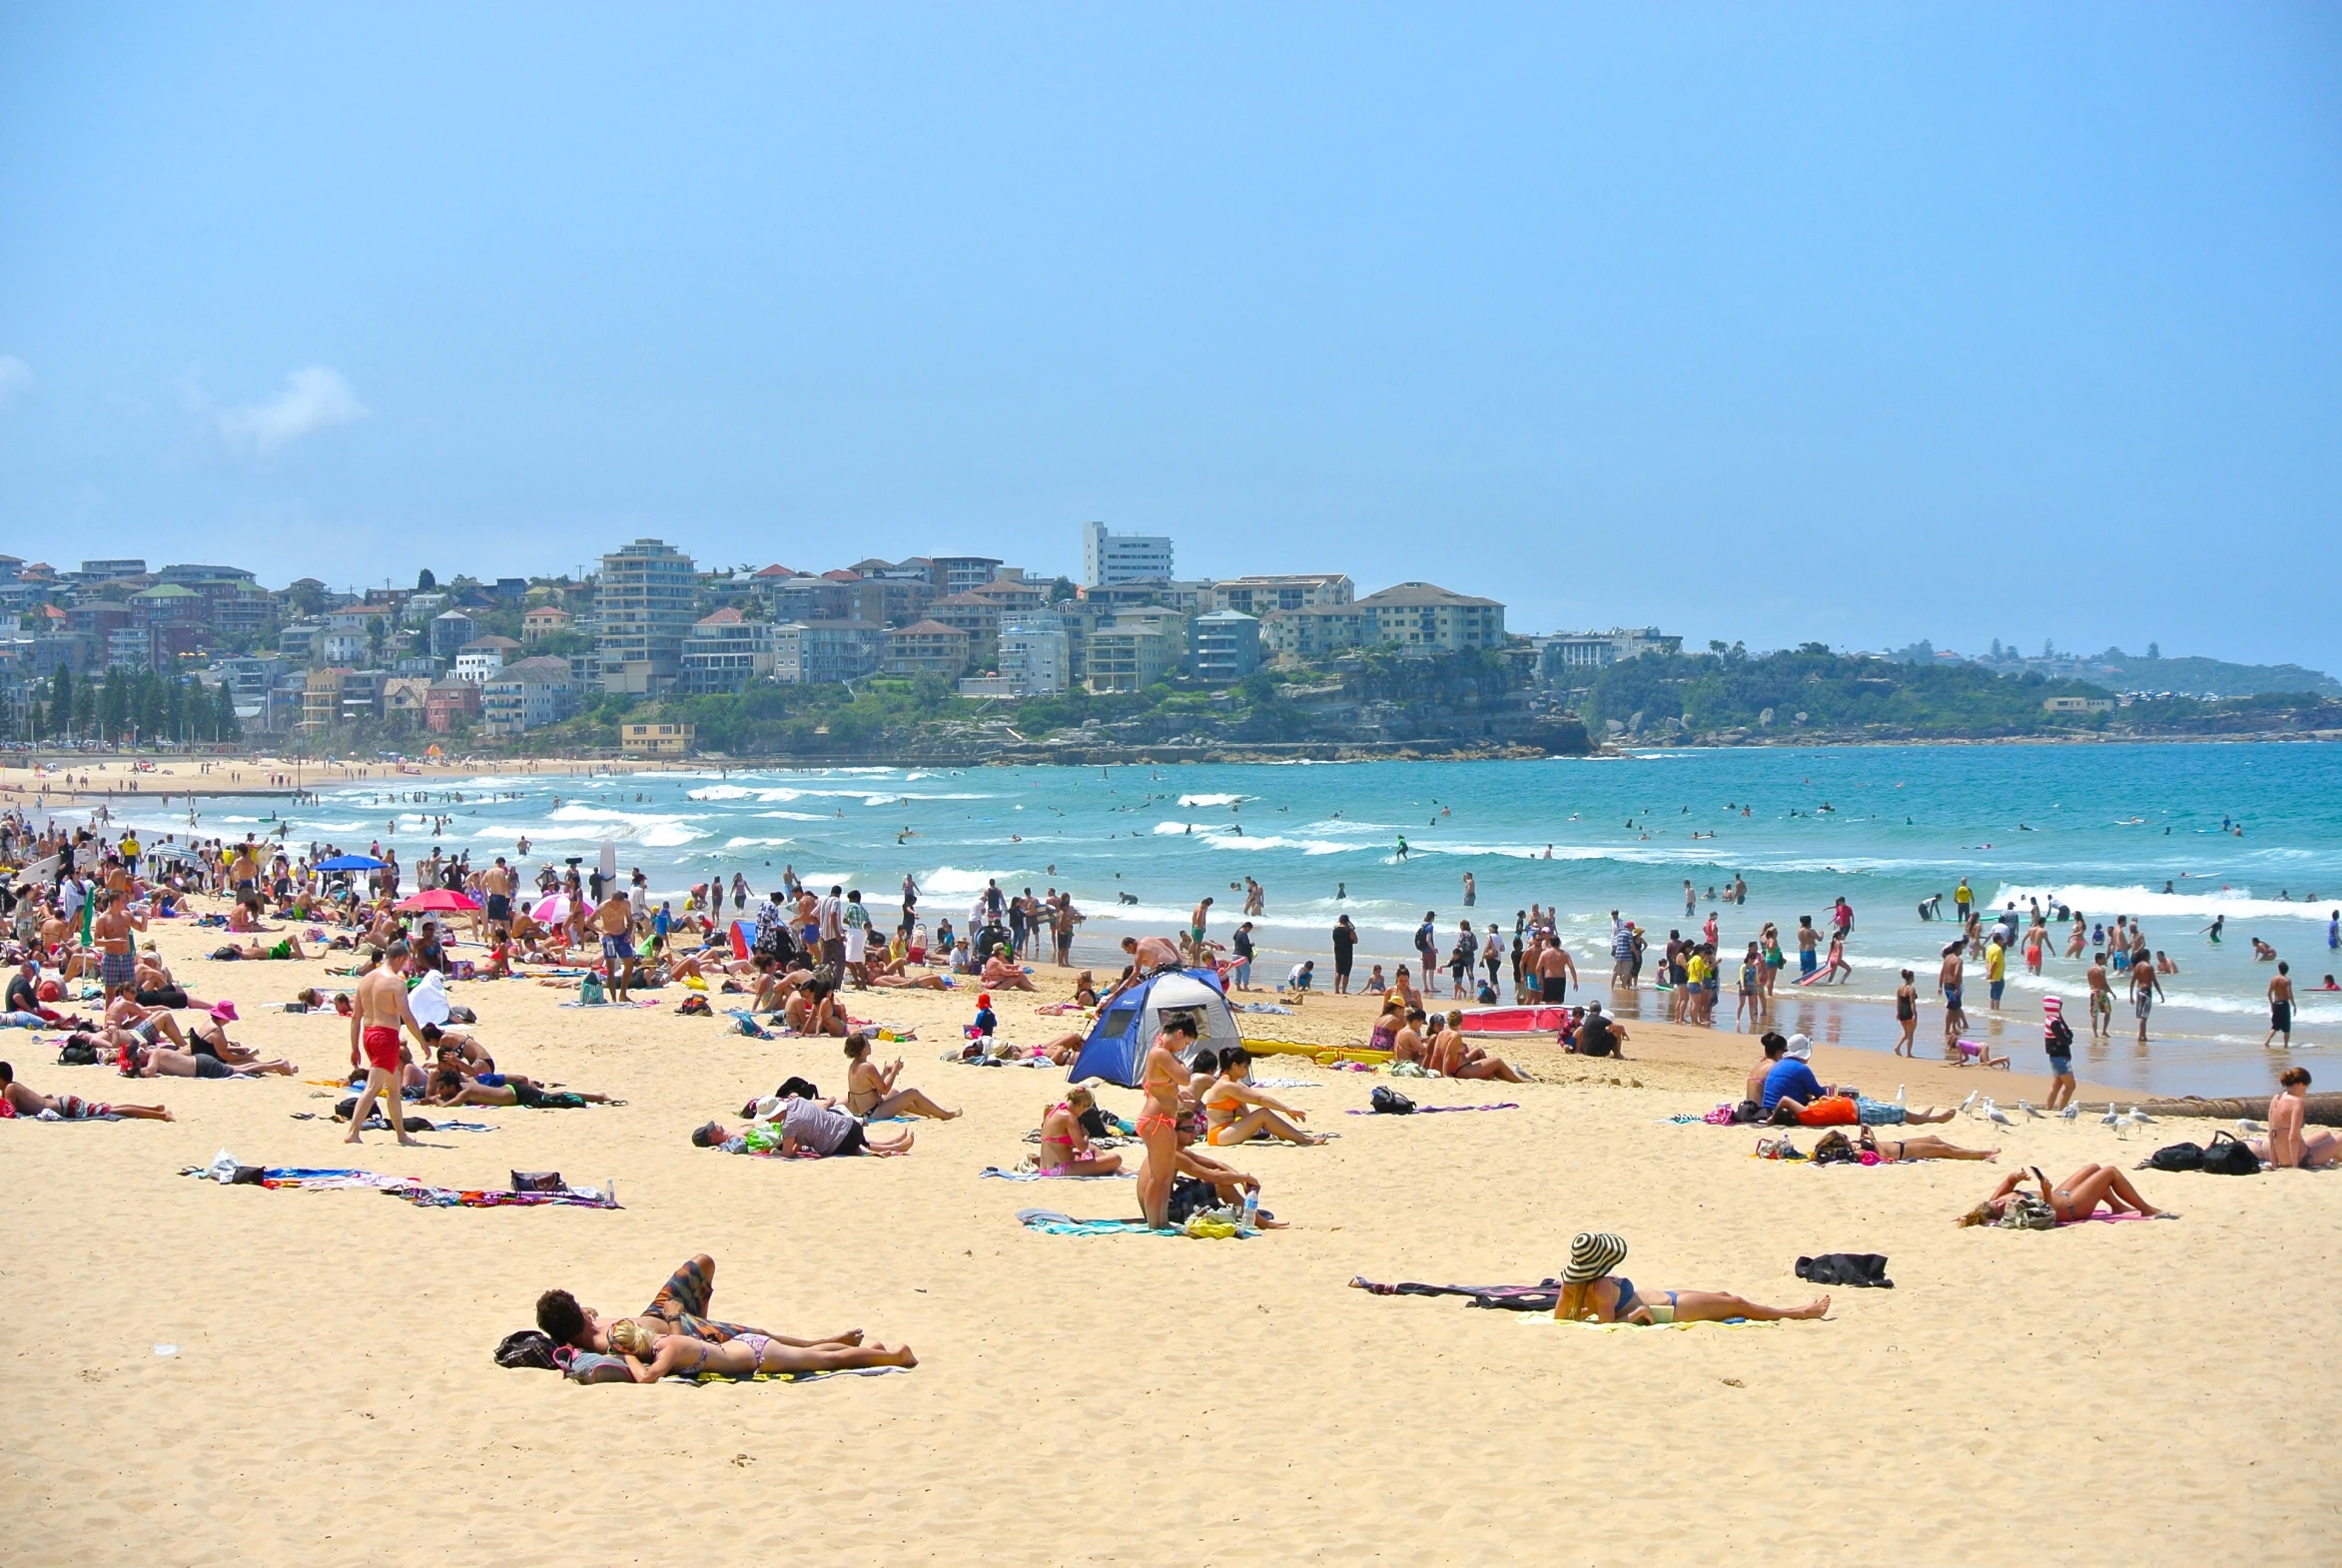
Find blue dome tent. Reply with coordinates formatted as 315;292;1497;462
1067;968;1243;1088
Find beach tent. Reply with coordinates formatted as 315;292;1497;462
1067;968;1241;1089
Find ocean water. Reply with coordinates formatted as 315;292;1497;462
111;742;2342;1098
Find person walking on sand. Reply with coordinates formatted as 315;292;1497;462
2266;962;2296;1049
91;889;147;1008
346;940;423;1147
2041;996;2077;1112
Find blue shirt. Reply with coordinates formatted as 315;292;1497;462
1762;1059;1823;1112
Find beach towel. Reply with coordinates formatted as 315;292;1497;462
559;999;662;1010
1344;1102;1519;1116
387;1182;619;1209
1521;1313;1776;1332
980;1166;1136;1181
1349;1276;1563;1312
1015;1207;1248;1238
1247;1077;1321;1090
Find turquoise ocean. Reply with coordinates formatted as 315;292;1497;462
120;741;2341;1098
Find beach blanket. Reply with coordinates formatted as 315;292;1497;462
1247;1078;1321;1090
1349;1276;1563;1311
1015;1207;1249;1238
980;1166;1136;1181
176;1166;412;1191
942;1052;1057;1069
1521;1313;1776;1332
1346;1102;1519;1116
388;1182;619;1209
560;1352;908;1385
1245;1039;1391;1066
1239;1003;1295;1015
559;999;662;1010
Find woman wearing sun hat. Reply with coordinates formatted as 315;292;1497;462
1552;1232;1832;1325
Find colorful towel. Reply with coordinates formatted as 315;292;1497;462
1345;1102;1520;1116
1015;1207;1244;1237
559;999;662;1010
980;1166;1136;1181
387;1182;619;1208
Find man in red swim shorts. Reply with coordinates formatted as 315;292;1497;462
346;940;423;1147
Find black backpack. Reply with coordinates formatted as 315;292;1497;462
57;1039;99;1067
2200;1130;2261;1176
2143;1141;2204;1172
1370;1086;1416;1116
493;1329;558;1370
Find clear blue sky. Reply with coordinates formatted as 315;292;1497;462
2;4;2336;666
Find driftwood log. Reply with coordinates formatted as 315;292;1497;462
2135;1094;2342;1127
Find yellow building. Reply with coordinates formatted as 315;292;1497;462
620;720;695;757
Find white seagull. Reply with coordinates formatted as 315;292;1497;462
2124;1107;2156;1125
2099;1103;2123;1128
2058;1104;2081;1125
1958;1091;1980;1118
2017;1100;2046;1120
1983;1101;2015;1129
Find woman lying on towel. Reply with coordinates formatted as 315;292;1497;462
1202;1047;1327;1147
1956;1164;2173;1226
0;1061;173;1121
1860;1129;1998;1162
1036;1087;1123;1176
1553;1232;1830;1325
606;1316;915;1378
421;1067;618;1110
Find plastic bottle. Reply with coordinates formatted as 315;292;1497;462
1241;1190;1259;1232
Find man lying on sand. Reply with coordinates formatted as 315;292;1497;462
692;1092;915;1158
1553;1231;1829;1325
537;1253;869;1358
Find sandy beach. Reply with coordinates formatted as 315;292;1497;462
5;899;2338;1566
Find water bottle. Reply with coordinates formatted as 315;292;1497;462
1241;1190;1259;1232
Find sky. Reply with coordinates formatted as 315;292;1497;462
2;3;2337;667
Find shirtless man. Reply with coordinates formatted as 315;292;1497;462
1391;1008;1428;1068
482;856;515;933
1121;933;1182;974
2128;953;2165;1044
1535;937;1577;1011
2085;952;2113;1040
2265;962;2295;1049
91;890;147;1007
347;940;424;1146
595;890;637;1002
1938;941;1966;1047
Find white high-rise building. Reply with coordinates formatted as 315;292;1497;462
1081;520;1174;587
596;538;698;694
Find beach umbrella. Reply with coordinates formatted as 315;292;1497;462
395;888;481;914
532;893;570;923
316;854;387;872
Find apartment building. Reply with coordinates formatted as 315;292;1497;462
1353;582;1507;652
1209;573;1354;616
1186;610;1261;683
482;655;586;736
772;620;884;684
595;538;697;694
883;620;972;678
680;608;778;694
1084;609;1187;693
1081;521;1173;587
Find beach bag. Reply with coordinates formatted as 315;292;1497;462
493;1329;558;1370
510;1171;565;1192
676;995;712;1016
2143;1141;2205;1173
1703;1105;1736;1127
577;974;605;1006
1167;1176;1222;1223
1995;1192;2058;1230
57;1039;99;1067
1369;1086;1416;1116
2200;1131;2261;1176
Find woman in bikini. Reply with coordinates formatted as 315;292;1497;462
0;1061;173;1121
1202;1047;1326;1147
1036;1087;1123;1176
608;1317;916;1380
842;1034;959;1121
1859;1127;1998;1162
1427;1010;1526;1082
1956;1164;2173;1226
1551;1231;1830;1325
1893;970;1919;1057
1135;1015;1197;1229
1366;998;1401;1056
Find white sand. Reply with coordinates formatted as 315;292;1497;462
4;908;2336;1564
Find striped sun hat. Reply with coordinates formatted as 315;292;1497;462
1564;1231;1629;1283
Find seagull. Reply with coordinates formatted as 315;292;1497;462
2237;1119;2268;1135
1958;1091;1980;1118
1894;1085;1907;1105
2017;1100;2046;1120
2124;1107;2156;1125
1983;1102;2015;1129
2099;1103;2122;1128
2114;1110;2148;1139
2058;1104;2080;1125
